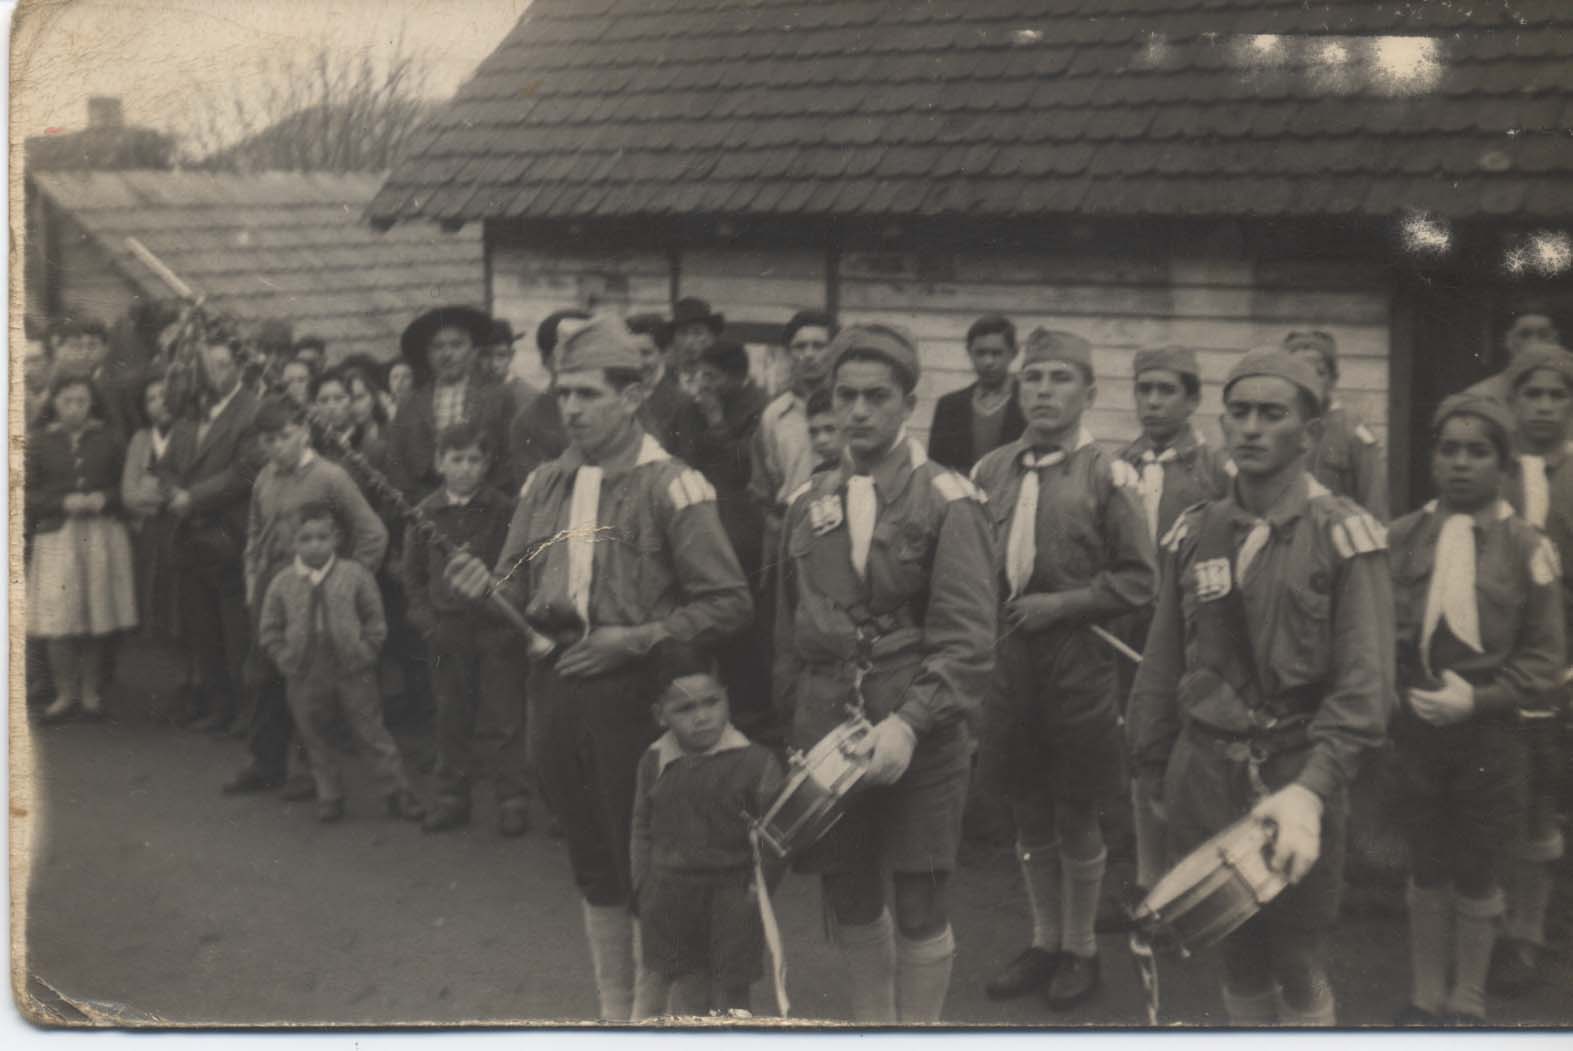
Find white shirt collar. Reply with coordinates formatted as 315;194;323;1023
651;724;750;776
445;488;477;507
294;554;335;585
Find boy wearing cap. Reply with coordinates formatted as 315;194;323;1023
1389;393;1564;1024
971;329;1157;1010
1282;330;1389;519
446;315;752;1022
1127;348;1395;1026
774;322;997;1023
1493;344;1573;996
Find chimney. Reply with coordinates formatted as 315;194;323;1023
87;97;124;130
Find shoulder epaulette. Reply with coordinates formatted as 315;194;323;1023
1109;459;1141;489
1354;423;1378;446
1531;535;1562;587
1329;509;1388;559
666;467;717;511
931;470;984;504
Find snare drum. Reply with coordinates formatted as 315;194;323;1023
1130;815;1287;956
753;715;875;860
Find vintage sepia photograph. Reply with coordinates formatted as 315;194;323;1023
8;0;1573;1032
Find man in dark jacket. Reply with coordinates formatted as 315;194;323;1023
506;308;585;491
166;338;263;732
928;315;1026;474
629;312;705;465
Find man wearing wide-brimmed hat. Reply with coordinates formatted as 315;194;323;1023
385;305;515;501
669;296;725;397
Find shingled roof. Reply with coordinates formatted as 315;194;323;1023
370;0;1573;226
33;170;482;360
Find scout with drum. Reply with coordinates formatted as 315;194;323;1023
1127;348;1395;1026
971;329;1157;1010
1282;330;1390;519
1493;343;1573;997
445;315;752;1022
1116;345;1232;899
1388;393;1565;1025
773;323;997;1024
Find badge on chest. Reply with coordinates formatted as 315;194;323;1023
1192;557;1233;602
808;494;843;536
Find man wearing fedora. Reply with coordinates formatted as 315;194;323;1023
480;318;541;418
506;308;587;491
385;306;515;503
669;297;725;399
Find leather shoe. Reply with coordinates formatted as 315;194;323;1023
1487;937;1541;998
280;777;317;802
221;765;284;795
1045;952;1101;1010
497;802;530;838
422;800;471;834
386;790;427;822
317;798;345;823
985;947;1060;1000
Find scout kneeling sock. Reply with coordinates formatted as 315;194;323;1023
836;908;896;1023
1019;839;1063;951
1405;881;1452;1015
895;925;955;1023
1448;888;1504;1019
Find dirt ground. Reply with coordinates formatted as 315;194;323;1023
14;641;1573;1029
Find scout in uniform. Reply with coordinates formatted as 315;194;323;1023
774;323;997;1024
972;330;1157;1009
1127;348;1395;1026
1116;346;1233;896
1494;344;1573;996
1283;330;1389;519
1389;394;1565;1025
446;316;752;1022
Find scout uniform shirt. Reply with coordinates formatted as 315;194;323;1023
1389;499;1564;715
1127;472;1396;803
773;435;997;748
490;428;752;650
1118;426;1232;547
1308;401;1389;520
1506;440;1573;630
972;429;1156;624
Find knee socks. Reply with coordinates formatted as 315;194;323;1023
1449;888;1503;1019
1221;983;1278;1027
1061;847;1107;959
1018;840;1062;951
895;925;955;1024
1504;858;1554;947
835;908;896;1024
1406;882;1452;1014
581;901;635;1022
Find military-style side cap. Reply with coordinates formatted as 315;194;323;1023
1506;344;1573;394
829;322;921;391
1224;347;1325;410
1282;329;1338;375
555;315;643;375
1432;392;1515;442
1022;328;1094;374
1133;345;1200;382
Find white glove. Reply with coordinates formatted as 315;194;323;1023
1249;783;1324;885
862;715;918;786
1408;669;1475;727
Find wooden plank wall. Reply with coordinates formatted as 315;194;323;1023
51;211;140;327
678;246;828;394
838;252;1392;454
488;240;671;390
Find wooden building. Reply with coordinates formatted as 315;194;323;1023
371;0;1573;510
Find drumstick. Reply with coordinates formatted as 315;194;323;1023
1091;624;1143;665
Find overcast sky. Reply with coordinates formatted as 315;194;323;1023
12;0;530;144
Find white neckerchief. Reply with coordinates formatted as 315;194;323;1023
294;554;335;586
1138;445;1179;541
1234;476;1331;584
1419;499;1500;677
567;433;668;625
1005;428;1093;599
1520;453;1550;528
843;431;925;582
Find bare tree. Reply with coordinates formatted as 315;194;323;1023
184;30;433;173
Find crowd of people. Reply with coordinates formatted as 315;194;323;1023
22;294;1572;1026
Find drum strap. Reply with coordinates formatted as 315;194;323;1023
749;827;791;1017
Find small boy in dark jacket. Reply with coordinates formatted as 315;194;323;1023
630;645;786;1018
258;501;424;824
404;421;532;836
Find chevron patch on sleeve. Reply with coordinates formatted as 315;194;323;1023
1331;511;1387;558
667;468;717;511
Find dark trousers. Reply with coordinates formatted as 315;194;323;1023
180;561;250;721
531;658;659;907
432;619;531;806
